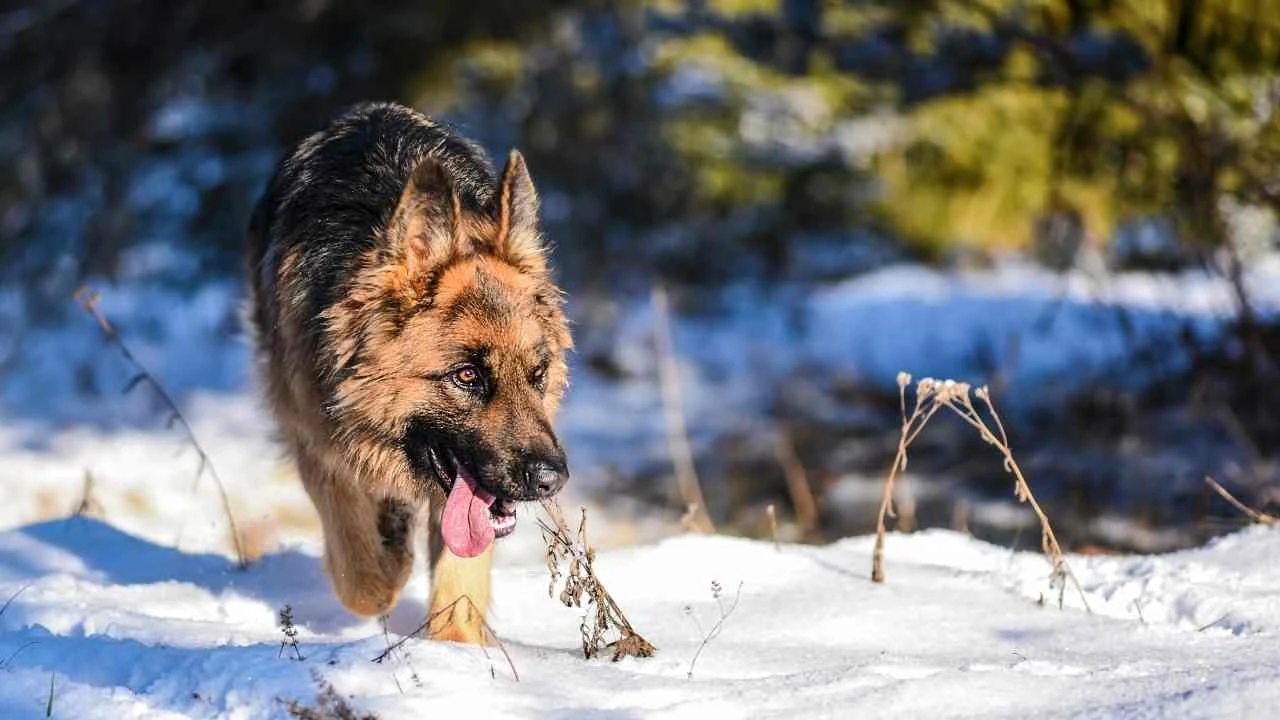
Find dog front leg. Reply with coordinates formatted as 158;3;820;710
426;505;493;644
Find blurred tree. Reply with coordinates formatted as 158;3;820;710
5;0;1276;307
861;1;1275;267
0;0;567;308
639;0;1277;265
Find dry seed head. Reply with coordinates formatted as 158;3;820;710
897;371;912;388
931;379;969;403
975;385;990;401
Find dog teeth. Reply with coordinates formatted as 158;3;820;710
489;512;517;535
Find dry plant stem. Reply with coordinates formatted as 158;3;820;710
766;504;779;550
872;375;1090;613
773;431;820;538
75;287;248;569
539;497;656;661
0;641;37;669
872;374;937;584
651;284;715;534
372;595;519;682
946;388;1088;610
935;385;1089;611
71;469;99;518
1205;475;1277;525
686;581;743;679
0;582;31;618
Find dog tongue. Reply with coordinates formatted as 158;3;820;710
441;464;496;558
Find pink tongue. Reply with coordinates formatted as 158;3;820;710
440;465;496;558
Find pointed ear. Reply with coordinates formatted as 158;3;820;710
386;156;463;276
495;149;546;269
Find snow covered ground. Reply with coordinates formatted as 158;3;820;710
4;258;1280;717
0;515;1277;718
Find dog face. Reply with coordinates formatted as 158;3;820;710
400;255;570;504
323;150;571;554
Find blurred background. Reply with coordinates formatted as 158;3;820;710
1;0;1279;561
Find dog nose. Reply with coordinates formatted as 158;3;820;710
524;459;568;499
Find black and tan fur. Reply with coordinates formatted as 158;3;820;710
247;102;571;643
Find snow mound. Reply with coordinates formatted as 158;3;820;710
1;519;1279;718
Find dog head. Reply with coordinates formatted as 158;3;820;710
326;150;571;557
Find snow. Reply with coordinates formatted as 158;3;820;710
1;515;1278;718
5;259;1280;716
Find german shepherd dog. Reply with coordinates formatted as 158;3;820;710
247;102;571;644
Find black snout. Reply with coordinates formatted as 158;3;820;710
523;456;568;499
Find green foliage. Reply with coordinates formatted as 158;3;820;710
6;0;1277;297
865;0;1280;255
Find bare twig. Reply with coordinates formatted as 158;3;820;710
773;431;820;540
372;595;519;682
1197;612;1232;632
872;372;938;583
685;580;743;679
0;641;36;669
0;582;31;618
1204;475;1277;525
539;498;656;661
70;469;100;518
651;284;715;534
75;287;248;569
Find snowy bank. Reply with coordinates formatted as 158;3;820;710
0;517;1277;718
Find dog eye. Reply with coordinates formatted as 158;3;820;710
451;365;483;390
529;366;547;391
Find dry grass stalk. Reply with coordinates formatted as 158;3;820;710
773;431;820;540
70;469;102;519
0;583;31;619
75;287;248;569
1204;475;1277;525
872;373;1090;612
684;580;742;679
651;284;715;534
871;372;941;583
372;595;519;682
278;604;304;661
765;503;779;550
539;498;656;661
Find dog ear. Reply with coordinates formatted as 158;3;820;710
495;150;547;270
387;155;463;276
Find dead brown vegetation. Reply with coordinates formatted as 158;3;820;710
872;373;1090;611
539;498;656;661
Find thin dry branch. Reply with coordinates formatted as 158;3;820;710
651;284;715;534
773;431;820;540
872;374;1090;612
75;287;248;569
70;469;101;518
765;503;780;550
539;498;656;661
685;580;743;679
372;595;519;682
1204;475;1277;525
871;372;937;583
0;582;31;620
